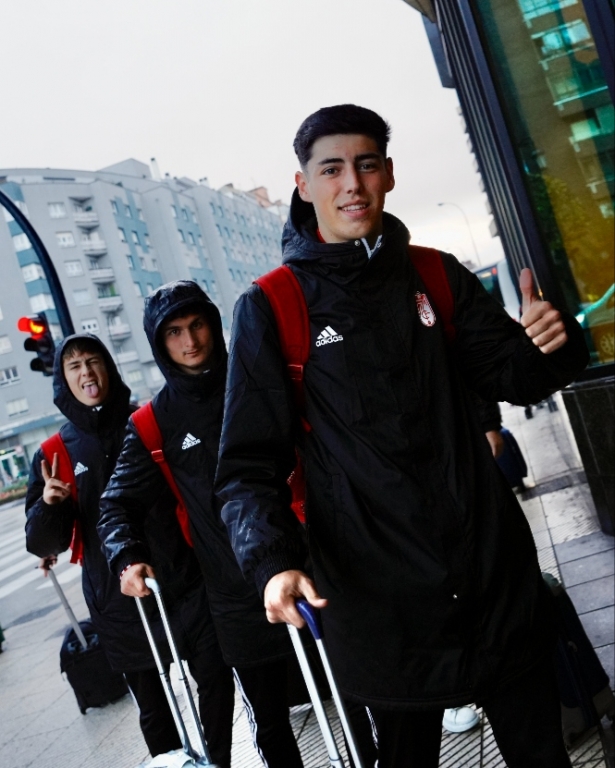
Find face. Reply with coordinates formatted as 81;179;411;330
63;350;110;407
296;133;395;244
162;312;214;375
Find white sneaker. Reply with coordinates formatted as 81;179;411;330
442;706;480;733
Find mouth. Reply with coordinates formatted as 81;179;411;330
82;381;100;398
339;202;369;213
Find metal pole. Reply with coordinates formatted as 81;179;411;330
0;188;75;337
438;201;482;266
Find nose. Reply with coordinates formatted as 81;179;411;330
343;166;361;195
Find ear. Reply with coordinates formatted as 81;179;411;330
385;157;395;194
295;170;313;203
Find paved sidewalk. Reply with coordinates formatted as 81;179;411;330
0;393;612;767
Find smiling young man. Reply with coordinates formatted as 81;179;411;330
98;280;305;768
25;334;224;760
215;105;589;767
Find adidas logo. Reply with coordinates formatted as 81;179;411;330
316;326;343;347
74;462;88;476
182;433;201;450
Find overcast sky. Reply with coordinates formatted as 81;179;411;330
1;0;504;265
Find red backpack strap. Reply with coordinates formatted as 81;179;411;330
408;245;456;343
41;433;83;566
254;266;311;422
131;402;194;548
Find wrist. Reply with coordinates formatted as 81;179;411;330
119;563;136;582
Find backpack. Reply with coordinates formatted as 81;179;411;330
254;245;455;523
131;401;194;548
41;433;83;565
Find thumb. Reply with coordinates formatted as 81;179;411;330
520;268;537;315
300;577;328;608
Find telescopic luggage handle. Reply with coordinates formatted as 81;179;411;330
40;563;88;650
287;599;365;768
135;577;219;768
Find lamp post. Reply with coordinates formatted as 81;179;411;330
438;202;481;266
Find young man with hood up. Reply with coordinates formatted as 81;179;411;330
25;334;228;761
215;105;590;767
98;281;305;768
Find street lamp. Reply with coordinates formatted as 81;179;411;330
438;202;481;266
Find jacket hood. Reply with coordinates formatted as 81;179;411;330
143;280;227;402
281;188;411;278
53;334;131;435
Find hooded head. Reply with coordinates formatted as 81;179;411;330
53;334;131;435
143;280;227;401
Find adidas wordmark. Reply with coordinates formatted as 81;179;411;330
182;433;201;450
316;326;343;347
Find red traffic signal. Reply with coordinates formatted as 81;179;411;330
17;313;56;376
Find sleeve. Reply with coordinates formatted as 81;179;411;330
444;254;589;404
215;285;308;597
98;420;170;577
24;448;75;558
472;394;503;434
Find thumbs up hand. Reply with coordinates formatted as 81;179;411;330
519;268;567;354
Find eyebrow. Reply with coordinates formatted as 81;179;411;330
317;152;382;166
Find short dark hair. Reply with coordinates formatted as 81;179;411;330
62;337;104;362
161;302;208;329
293;104;391;168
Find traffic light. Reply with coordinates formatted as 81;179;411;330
17;313;56;376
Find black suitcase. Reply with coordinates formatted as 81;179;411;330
543;573;615;761
59;619;129;714
46;566;128;714
496;427;528;489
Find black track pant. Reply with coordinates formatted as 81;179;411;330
234;659;304;768
366;661;571;768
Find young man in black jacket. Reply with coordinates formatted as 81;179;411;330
215;105;589;767
25;334;230;762
98;281;304;768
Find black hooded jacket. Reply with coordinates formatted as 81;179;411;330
215;190;589;709
25;334;202;672
98;281;293;667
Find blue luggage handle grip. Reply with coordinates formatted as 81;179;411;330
296;599;323;640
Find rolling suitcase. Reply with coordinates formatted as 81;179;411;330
288;599;366;768
135;577;220;768
496;427;528;490
47;566;128;713
543;573;615;763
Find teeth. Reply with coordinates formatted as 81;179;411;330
342;204;367;211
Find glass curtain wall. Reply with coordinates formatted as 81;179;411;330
472;0;614;368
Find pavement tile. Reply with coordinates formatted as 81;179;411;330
567;576;614;615
580;606;615;649
595;644;614;686
560;550;615;587
555;531;615;564
549;515;603;546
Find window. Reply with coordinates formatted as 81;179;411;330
197;235;204;246
126;254;135;269
97;284;118;299
171;205;178;218
118;227;127;243
224;227;230;238
81;318;100;333
149;364;164;384
2;207;14;222
146;283;154;295
144;233;151;247
88;257;99;269
13;233;30;252
210;203;216;215
6;398;28;417
21;263;45;282
218;206;223;216
139;257;146;269
56;231;75;248
111;200;119;214
178;229;186;243
181;208;189;221
30;294;55;313
137;209;144;221
216;224;222;237
73;288;92;306
202;280;209;292
64;260;84;277
124;205;132;218
229;269;235;281
134;282;143;297
127;369;144;385
131;231;140;245
0;336;12;354
0;366;19;386
48;202;66;219
151;258;158;270
187;232;196;245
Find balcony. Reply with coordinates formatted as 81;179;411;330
116;350;139;364
89;267;115;284
107;322;131;341
98;295;123;313
82;240;107;256
74;211;99;228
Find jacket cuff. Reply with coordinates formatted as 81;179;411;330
113;547;150;579
254;549;307;600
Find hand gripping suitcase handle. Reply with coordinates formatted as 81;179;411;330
288;600;365;768
144;576;161;594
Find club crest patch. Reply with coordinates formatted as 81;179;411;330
415;292;437;327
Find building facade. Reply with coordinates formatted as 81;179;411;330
0;159;287;476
